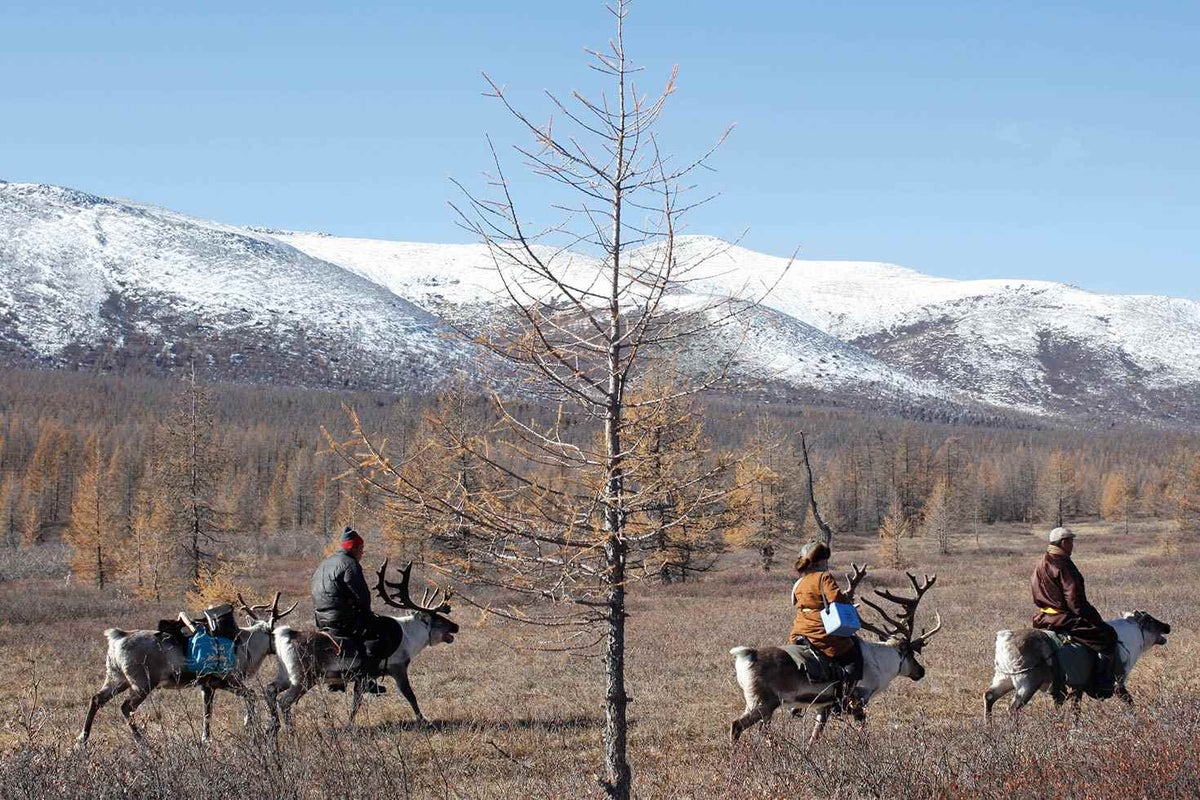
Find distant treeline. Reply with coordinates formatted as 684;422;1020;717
0;367;1197;597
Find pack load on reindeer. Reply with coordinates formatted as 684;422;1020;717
77;592;296;745
176;603;239;677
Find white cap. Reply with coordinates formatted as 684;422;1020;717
1049;526;1075;543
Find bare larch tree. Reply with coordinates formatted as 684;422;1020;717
154;363;226;590
328;3;777;797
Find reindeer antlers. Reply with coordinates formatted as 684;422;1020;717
842;563;869;600
375;559;453;615
236;591;298;629
857;572;940;646
911;612;943;651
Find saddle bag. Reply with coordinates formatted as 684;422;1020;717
204;603;239;640
821;601;862;636
186;629;237;676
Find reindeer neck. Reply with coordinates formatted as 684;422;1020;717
1110;617;1148;670
234;622;273;673
392;613;432;660
859;639;904;693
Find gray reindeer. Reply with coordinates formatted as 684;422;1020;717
985;610;1170;719
267;560;458;728
76;593;296;745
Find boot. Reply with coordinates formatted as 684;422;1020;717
1091;650;1116;699
362;659;388;694
840;687;865;722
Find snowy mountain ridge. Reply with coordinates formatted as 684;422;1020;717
275;228;1200;422
3;181;1198;426
0;182;467;390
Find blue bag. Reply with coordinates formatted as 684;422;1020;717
187;629;236;676
820;601;862;636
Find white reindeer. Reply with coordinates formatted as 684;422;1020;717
77;593;296;745
730;569;941;745
984;610;1170;719
267;560;458;728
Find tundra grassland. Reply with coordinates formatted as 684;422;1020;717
0;521;1197;799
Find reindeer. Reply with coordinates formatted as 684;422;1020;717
267;559;459;728
985;610;1170;720
729;567;941;745
76;593;296;745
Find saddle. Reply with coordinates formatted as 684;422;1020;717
1037;630;1122;698
781;638;864;684
319;617;403;677
158;603;239;646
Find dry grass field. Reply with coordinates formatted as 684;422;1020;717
1;521;1197;799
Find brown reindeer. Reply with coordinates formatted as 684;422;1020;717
267;560;458;728
730;569;941;745
77;593;296;745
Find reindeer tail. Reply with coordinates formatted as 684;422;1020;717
104;628;128;642
730;647;759;690
729;646;757;663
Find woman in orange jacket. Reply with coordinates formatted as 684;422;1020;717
788;541;856;660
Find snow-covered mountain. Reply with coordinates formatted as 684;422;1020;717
3;181;1198;426
277;229;1200;425
0;182;469;390
651;237;1200;422
273;231;971;414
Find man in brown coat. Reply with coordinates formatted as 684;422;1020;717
1031;526;1119;698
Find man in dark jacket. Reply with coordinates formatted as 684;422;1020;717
311;527;400;692
1031;526;1119;698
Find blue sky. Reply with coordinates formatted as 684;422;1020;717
2;1;1197;299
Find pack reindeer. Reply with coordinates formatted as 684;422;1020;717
77;593;296;745
267;559;459;728
985;610;1171;719
730;567;941;745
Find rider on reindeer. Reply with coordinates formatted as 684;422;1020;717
1030;526;1120;698
788;541;860;683
310;527;400;693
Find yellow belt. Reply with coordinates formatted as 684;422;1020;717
1039;606;1062;615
